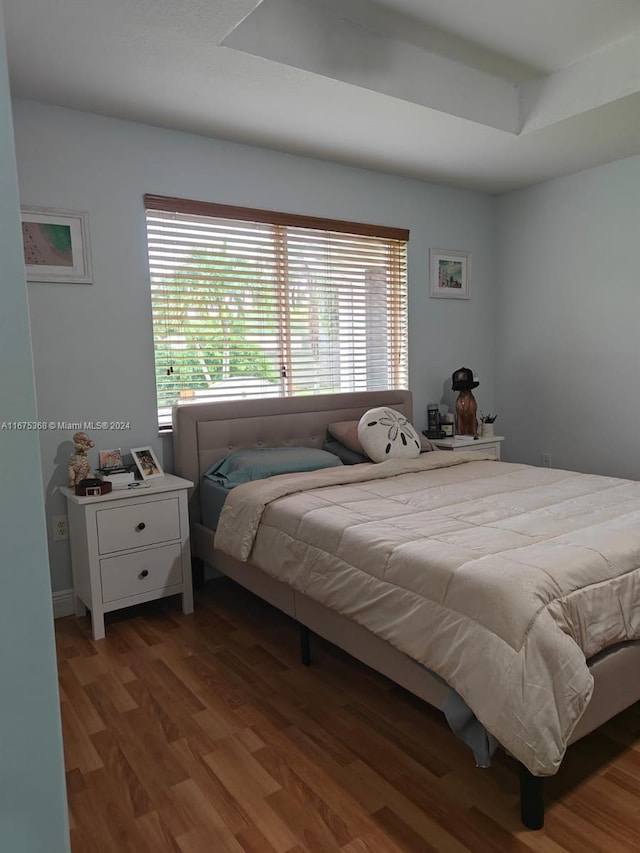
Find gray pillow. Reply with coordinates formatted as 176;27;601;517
323;437;368;465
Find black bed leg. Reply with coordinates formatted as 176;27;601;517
519;764;544;830
299;623;311;666
191;557;205;589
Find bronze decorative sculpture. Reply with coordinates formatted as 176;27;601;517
452;367;479;436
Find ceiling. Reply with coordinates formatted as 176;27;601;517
4;0;640;193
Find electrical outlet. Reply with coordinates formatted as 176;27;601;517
541;453;552;468
52;515;69;542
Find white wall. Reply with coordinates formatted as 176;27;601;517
0;9;69;851
12;99;498;594
496;155;640;477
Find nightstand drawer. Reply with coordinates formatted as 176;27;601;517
96;497;180;554
100;543;183;603
466;443;499;458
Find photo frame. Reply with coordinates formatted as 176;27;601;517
21;206;93;283
441;422;455;437
98;448;123;470
430;249;471;299
130;446;164;480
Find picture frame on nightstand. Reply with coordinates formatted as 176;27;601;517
98;448;123;469
130;446;164;480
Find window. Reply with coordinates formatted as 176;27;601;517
144;195;409;428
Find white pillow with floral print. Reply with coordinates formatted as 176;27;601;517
357;407;421;463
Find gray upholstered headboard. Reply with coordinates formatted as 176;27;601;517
172;389;413;523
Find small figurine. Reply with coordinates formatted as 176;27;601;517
452;367;479;436
68;431;95;488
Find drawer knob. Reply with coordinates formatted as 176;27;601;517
139;569;149;578
135;522;146;532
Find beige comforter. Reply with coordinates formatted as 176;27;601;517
215;453;640;775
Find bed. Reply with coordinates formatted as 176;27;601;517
172;389;640;829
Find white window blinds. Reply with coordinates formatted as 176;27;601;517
144;195;409;428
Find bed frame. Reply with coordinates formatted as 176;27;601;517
172;389;640;829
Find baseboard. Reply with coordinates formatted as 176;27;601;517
52;588;75;619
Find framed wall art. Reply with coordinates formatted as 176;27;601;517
21;206;93;283
430;249;471;299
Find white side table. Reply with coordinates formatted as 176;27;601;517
62;474;194;640
430;435;504;460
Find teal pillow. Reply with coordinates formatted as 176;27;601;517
204;446;342;488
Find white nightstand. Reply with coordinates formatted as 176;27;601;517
430;435;504;460
62;474;194;640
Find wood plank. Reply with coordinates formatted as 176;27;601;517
133;811;183;853
334;760;471;853
60;696;104;775
202;739;299;852
259;749;354;848
168;736;252;836
371;805;442;853
58;661;106;735
90;728;152;819
172;778;246;852
233;823;284;853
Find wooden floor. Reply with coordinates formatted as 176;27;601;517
56;579;640;852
